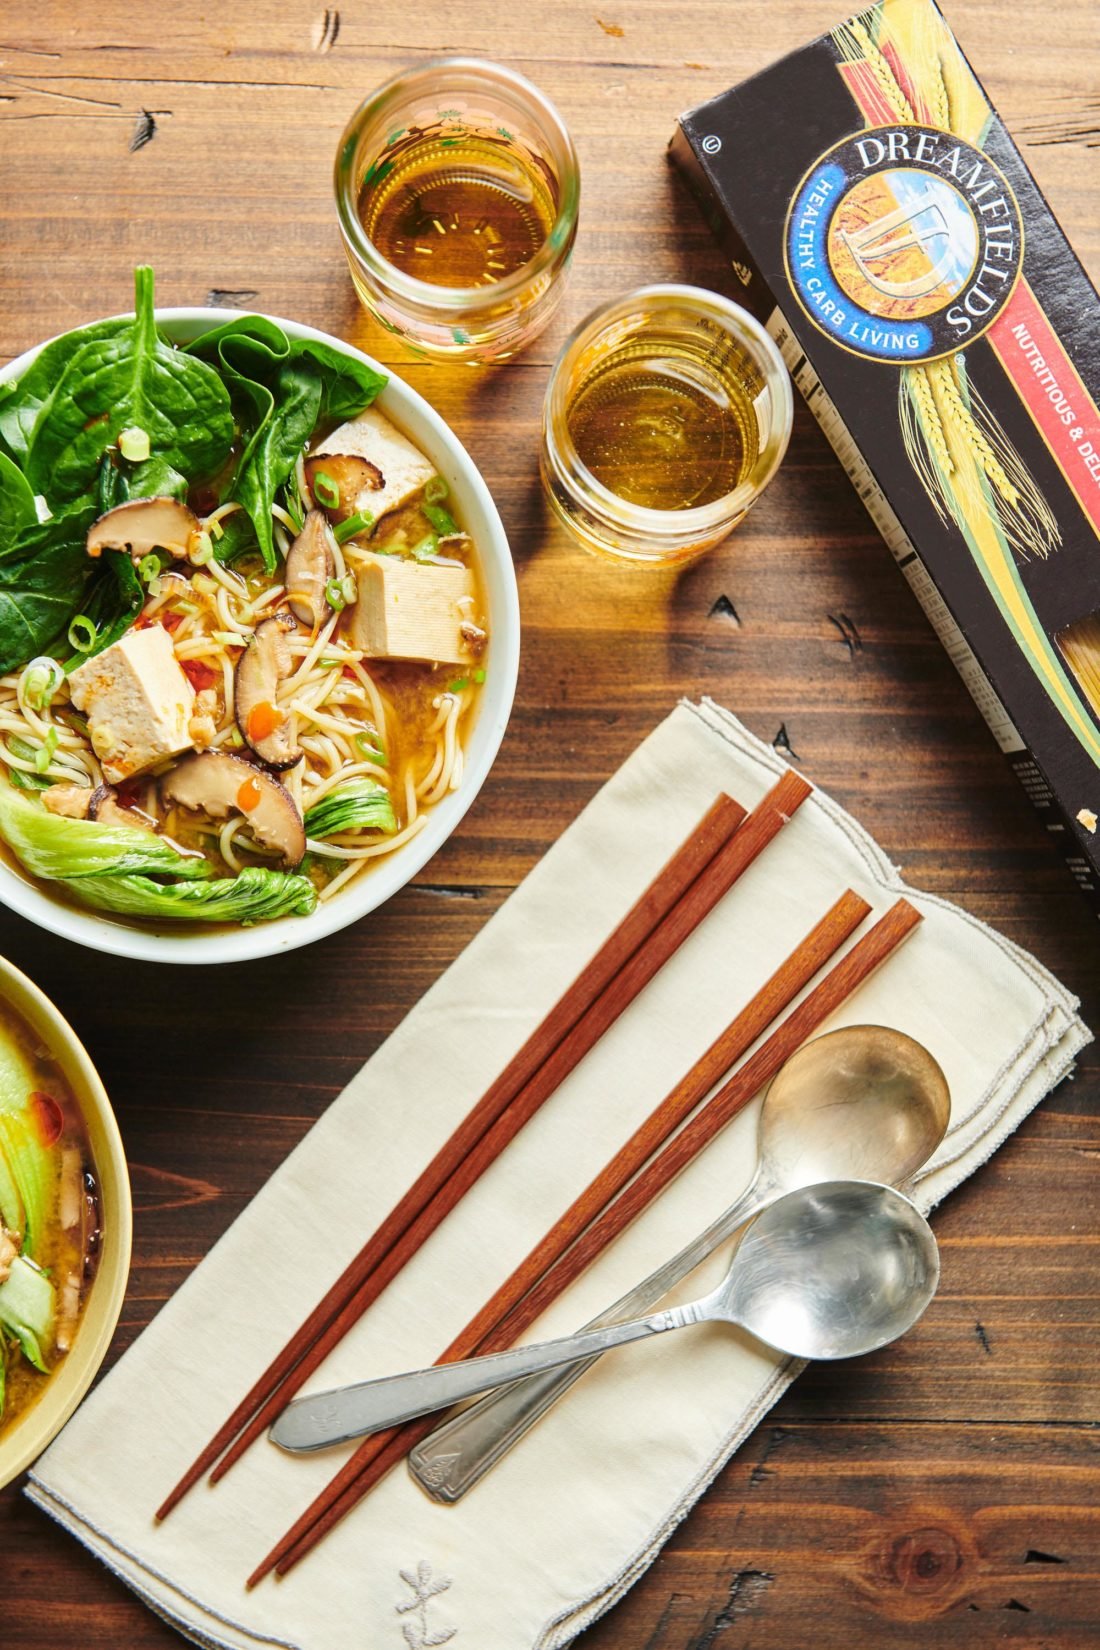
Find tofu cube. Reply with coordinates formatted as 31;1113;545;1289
69;625;196;784
349;554;477;666
313;408;437;523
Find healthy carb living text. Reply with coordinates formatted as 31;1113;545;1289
671;0;1100;914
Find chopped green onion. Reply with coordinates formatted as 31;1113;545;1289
117;426;151;462
325;578;347;613
422;501;459;537
6;736;38;763
473;667;486;684
334;511;375;544
190;530;214;567
424;475;449;504
138;552;164;584
354;732;386;764
411;532;439;562
447;676;469;693
312;470;340;511
67;615;98;654
22;658;63;711
211;630;245;647
34;728;58;774
318;656;345;670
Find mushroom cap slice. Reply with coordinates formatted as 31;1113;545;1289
161;751;306;867
86;497;201;562
235;614;301;771
284;510;336;628
304;454;383;525
88;784;157;832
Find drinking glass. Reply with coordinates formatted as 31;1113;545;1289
541;285;793;566
334;59;580;363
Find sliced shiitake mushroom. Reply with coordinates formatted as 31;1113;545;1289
88;783;158;832
86;497;200;562
284;509;336;628
160;750;305;867
234;614;301;771
304;454;383;525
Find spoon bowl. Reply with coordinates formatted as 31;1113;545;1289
722;1179;940;1360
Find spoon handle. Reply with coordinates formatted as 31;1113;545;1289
409;1178;770;1501
270;1302;707;1454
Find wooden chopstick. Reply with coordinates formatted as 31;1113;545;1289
249;895;920;1586
202;771;810;1493
160;776;803;1519
157;790;746;1519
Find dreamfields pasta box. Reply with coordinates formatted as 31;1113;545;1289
670;0;1100;915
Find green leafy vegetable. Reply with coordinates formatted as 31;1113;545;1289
186;314;386;571
68;865;318;922
0;783;211;881
125;454;189;501
25;268;235;503
0;451;37;544
0;497;98;673
0;318;132;466
0;1254;55;1373
0;1111;56;1257
66;549;143;668
304;780;396;839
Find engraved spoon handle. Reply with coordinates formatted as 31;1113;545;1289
409;1176;771;1501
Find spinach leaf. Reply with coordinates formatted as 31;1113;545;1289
0;498;97;672
233;363;321;572
0;319;132;465
292;338;387;421
187;315;386;570
0;452;37;547
26;268;235;503
125;455;189;501
69;549;143;667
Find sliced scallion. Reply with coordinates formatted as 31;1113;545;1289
312;470;341;511
424;475;449;505
422;501;458;537
67;615;98;654
334;511;375;544
411;532;440;562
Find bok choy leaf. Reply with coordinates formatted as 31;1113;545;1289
0;783;211;881
303;780;396;840
68;866;317;922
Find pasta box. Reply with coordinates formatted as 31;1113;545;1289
670;0;1100;916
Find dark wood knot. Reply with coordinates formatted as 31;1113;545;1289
885;1526;963;1595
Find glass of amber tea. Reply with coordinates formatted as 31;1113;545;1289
335;59;579;363
541;286;793;567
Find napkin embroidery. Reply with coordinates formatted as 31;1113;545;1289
397;1561;456;1649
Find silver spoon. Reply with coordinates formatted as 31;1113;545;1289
271;1179;939;1453
409;1023;951;1500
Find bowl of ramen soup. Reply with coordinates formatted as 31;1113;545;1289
0;955;130;1488
0;273;520;962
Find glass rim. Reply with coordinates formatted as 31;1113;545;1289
334;56;580;315
543;283;794;533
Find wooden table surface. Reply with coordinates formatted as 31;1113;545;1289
1;1;1097;1644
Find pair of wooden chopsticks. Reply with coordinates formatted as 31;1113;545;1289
158;770;808;1523
245;882;921;1579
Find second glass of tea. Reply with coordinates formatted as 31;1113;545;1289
335;59;579;363
541;286;793;567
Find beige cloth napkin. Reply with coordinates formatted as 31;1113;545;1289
28;700;1088;1650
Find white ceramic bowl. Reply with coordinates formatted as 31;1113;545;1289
0;309;520;963
0;955;131;1488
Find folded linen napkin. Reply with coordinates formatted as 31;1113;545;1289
28;700;1088;1650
